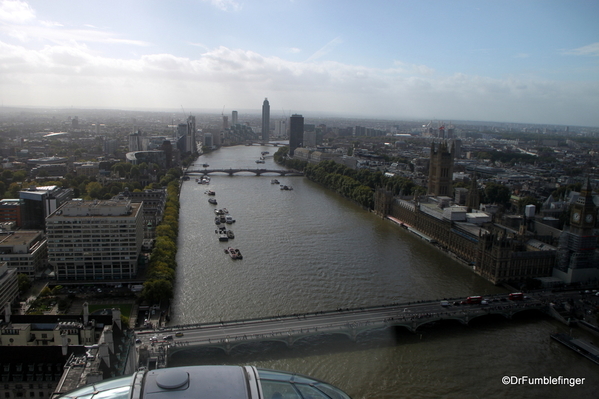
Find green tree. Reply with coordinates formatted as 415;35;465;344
86;182;104;199
12;170;27;182
141;279;173;304
483;182;511;205
18;273;32;293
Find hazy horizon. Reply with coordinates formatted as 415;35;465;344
1;1;598;127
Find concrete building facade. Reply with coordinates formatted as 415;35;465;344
46;200;144;281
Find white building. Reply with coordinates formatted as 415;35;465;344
46;199;144;281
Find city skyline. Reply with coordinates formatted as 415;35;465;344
1;0;598;127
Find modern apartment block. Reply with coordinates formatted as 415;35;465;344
46;199;144;281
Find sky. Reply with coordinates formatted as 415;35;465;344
1;0;598;127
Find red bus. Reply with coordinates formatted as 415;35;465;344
466;296;482;304
508;292;524;300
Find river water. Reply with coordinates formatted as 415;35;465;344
170;145;598;399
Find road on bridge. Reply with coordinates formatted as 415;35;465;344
135;293;547;352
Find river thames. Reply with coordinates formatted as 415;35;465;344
169;145;598;398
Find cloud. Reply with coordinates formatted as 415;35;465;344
204;0;242;12
0;0;35;23
563;42;599;57
1;39;598;126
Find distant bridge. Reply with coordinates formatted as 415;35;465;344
185;168;303;176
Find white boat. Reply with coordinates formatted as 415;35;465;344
225;215;235;224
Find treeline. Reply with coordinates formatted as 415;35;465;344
140;179;180;304
273;147;425;209
0;161;187;200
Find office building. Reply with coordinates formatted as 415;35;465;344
129;132;142;152
1;307;135;399
46;199;144;281
0;230;47;278
289;114;304;156
231;110;238;125
125;151;167;169
0;199;23;227
116;188;167;239
261;98;270;142
0;262;18;311
19;186;74;230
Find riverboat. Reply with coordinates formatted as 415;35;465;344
280;185;293;190
225;247;242;260
202;163;209;167
225;215;235;224
226;230;235;239
205;190;215;195
219;234;229;242
256;159;265;164
551;333;599;365
270;179;280;184
208;198;217;205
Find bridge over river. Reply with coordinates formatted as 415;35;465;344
185;168;304;176
135;291;572;366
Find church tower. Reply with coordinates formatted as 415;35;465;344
427;141;454;197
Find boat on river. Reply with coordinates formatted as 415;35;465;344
205;190;215;195
226;230;235;239
225;247;242;260
271;179;280;184
280;185;293;190
225;215;235;224
208;198;217;205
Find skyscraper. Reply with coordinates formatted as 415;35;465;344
186;115;197;154
231;110;238;125
289;114;304;156
261;98;270;142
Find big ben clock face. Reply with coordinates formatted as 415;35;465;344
572;212;581;222
586;214;594;224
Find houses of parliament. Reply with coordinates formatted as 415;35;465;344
374;141;599;287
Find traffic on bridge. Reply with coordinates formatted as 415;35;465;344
135;291;565;367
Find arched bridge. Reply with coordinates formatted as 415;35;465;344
185;168;304;176
136;294;558;363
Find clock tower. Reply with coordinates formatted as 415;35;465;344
554;177;598;283
569;178;597;233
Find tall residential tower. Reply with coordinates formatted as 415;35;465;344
261;98;270;142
